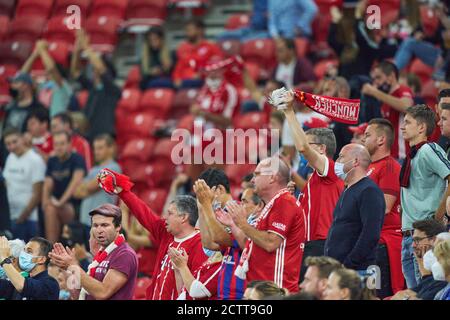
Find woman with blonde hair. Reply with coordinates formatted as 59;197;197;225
243;280;289;300
323;268;376;300
433;239;450;300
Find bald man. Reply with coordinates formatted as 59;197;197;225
229;157;306;293
324;144;386;272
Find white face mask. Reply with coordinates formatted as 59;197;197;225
206;77;222;91
431;261;446;281
334;160;352;181
423;249;438;271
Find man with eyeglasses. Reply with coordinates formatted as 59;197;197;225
280;93;344;283
391;219;447;300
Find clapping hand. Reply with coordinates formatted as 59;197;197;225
49;243;77;270
193;179;216;207
168;247;188;270
226;202;248;229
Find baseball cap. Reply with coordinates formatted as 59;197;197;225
89;203;122;221
348;122;368;135
303;117;330;130
9;72;33;85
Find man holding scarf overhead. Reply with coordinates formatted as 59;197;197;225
49;203;138;300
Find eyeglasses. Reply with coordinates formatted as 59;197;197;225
412;236;433;244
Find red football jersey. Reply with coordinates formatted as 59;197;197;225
366;155;402;232
380;85;413;159
246;190;306;293
195;80;240;121
183;260;222;300
32;133;53;156
71;134;93;171
172;40;223;82
300;157;344;241
120;190;208;300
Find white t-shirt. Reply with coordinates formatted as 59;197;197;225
3;149;46;221
275;60;296;89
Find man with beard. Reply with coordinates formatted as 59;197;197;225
172;19;222;88
49;203;138;300
361;61;414;160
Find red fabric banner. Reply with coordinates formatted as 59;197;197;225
294;90;360;124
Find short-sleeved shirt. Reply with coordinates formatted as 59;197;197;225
401;143;450;230
3;149;46;221
247;191;305;293
367;155;402;232
86;242;138;300
32;133;53;156
38;80;73;117
80;160;121;226
300;157;344;241
380;85;413;159
183;260;222;300
46;152;86;198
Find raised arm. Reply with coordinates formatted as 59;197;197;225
35;40;64;86
280;91;328;175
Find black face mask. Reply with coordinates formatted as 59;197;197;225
378;82;391;94
9;88;19;99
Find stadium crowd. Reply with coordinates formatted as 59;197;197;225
0;0;450;301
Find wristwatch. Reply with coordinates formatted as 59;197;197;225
0;256;14;267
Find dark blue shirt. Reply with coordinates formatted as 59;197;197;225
413;275;448;300
46;152;86;198
0;270;59;300
324;177;385;270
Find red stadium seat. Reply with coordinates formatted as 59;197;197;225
125;0;167;27
76;90;89;109
420;5;439;37
90;0;128;19
295;38;309;58
233;112;268;130
0;0;15;17
241;39;276;71
139;188;168;214
230;183;242;200
15;0;54;18
177;114;195;132
125;112;158;138
7;16;46;42
421;80;438;107
225;163;256;185
152;137;179;161
128;160;175;188
121;138;155;162
315;0;343;14
133;277;152;300
85;15;122;53
117;88;142;112
44;16;78;46
225;13;249;30
52;0;91;18
139;88;175;119
32;41;71;71
172;88;198;119
0;15;8;40
124;65;141;89
409;58;433;84
218;40;241;57
0;41;33;67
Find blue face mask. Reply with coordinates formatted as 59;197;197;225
19;251;37;272
59;290;71;300
0;266;6;279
